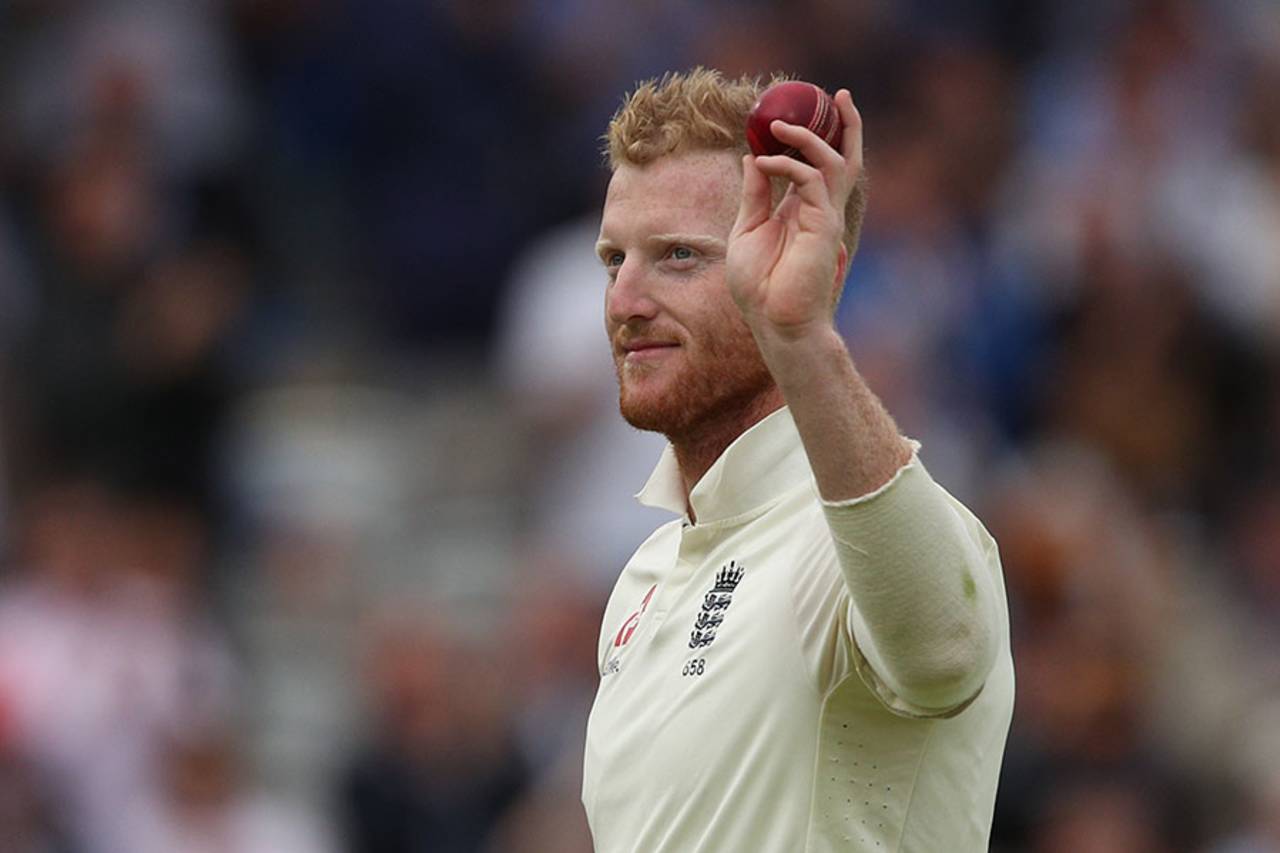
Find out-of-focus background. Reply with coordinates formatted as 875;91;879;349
1;0;1278;851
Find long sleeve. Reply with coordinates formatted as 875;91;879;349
821;449;1003;717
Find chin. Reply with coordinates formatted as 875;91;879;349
616;375;763;439
618;380;693;436
613;345;776;439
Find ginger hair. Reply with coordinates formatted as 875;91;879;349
604;67;868;255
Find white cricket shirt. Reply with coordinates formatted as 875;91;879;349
582;407;1014;852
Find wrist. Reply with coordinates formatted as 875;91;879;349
750;321;848;385
749;316;843;352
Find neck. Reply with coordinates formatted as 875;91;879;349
669;387;785;521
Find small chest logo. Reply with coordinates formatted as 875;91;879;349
614;584;658;648
688;561;744;651
602;583;657;677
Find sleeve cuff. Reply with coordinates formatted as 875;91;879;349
820;439;924;509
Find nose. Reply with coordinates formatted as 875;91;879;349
606;257;659;325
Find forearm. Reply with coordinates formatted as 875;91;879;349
751;322;912;502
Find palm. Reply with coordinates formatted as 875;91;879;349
727;187;843;336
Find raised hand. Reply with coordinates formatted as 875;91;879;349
726;89;863;342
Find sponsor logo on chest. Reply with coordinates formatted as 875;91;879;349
602;583;657;677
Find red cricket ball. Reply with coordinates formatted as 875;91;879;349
746;81;843;163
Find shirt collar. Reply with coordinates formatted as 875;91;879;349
635;406;811;523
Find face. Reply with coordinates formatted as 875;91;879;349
598;150;774;439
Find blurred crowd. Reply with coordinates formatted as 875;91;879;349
1;0;1279;851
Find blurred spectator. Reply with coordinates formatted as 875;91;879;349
340;609;530;853
1160;58;1280;347
0;478;237;853
984;443;1185;845
1040;247;1269;514
119;725;337;853
8;1;244;181
238;0;556;346
10;137;249;516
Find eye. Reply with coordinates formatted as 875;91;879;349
604;250;625;269
668;245;695;262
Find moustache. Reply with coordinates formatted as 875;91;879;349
612;325;685;354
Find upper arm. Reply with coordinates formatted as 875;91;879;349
818;458;1006;717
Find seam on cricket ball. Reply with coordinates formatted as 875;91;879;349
808;84;827;136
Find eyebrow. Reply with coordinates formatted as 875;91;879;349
594;233;728;261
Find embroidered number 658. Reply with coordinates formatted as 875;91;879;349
682;658;706;677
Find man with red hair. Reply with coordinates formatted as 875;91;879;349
582;68;1014;852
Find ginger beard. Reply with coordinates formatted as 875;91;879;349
612;313;775;441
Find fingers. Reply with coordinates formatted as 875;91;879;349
732;154;774;238
833;89;864;176
768;119;844;188
752;151;835;214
